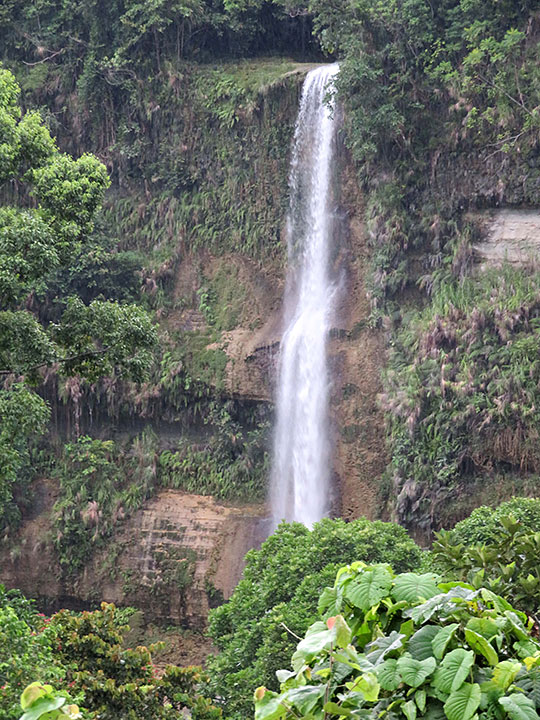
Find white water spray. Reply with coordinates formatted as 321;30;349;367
271;64;339;528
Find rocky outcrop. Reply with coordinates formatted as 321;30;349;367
0;480;267;627
473;209;540;267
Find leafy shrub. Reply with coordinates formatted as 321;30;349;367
256;563;540;720
48;603;220;720
207;519;422;720
53;433;159;572
0;594;61;720
430;514;540;617
159;402;269;501
444;498;540;546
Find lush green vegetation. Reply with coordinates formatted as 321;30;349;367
3;3;540;719
256;562;540;720
381;269;540;532
429;499;540;618
0;67;157;533
0;590;219;720
207;518;423;719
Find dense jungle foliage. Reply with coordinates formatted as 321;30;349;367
3;1;540;720
0;592;219;720
256;562;540;720
207;518;422;719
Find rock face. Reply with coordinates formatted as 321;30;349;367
473;209;540;266
0;91;388;632
0;480;267;627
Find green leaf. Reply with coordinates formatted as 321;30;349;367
345;566;393;611
491;660;522;691
393;573;440;603
402;699;417;720
397;654;437;688
466;617;499;641
504;612;530;642
443;682;481;720
296;621;334;657
334;615;352;649
20;684;51;711
20;697;66;720
433;649;475;694
377;659;401;691
285;685;326;714
347;672;380;701
323;701;353;716
319;586;338;615
464;629;498;666
365;631;405;665
432;624;459;660
499;693;539;720
276;669;296;684
415;689;427;713
409;625;440;660
515;666;540;708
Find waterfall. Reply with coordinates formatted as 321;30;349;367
271;63;339;528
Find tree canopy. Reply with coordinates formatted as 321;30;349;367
0;66;157;531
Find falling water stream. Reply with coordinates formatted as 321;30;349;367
271;63;339;528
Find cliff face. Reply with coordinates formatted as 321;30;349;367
0;62;387;630
0;67;391;623
0;479;266;626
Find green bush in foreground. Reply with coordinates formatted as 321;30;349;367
256;563;540;720
431;515;540;618
207;518;422;720
446;498;540;546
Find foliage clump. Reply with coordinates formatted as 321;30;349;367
0;67;157;534
207;518;422;720
430;512;540;618
381;269;540;532
256;562;540;720
0;591;219;720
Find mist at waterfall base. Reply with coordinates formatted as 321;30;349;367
271;64;340;529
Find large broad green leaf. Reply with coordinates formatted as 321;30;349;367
504;612;530;642
432;624;459;660
255;689;287;720
285;685;326;714
392;573;440;603
346;672;380;701
515;666;540;707
397;654;437;688
443;682;481;720
365;631;405;665
409;625;440;660
377;659;401;691
296;621;334;657
318;586;338;615
466;617;499;641
499;693;539;720
402;699;417;720
433;648;475;694
492;661;522;691
345;566;393;611
464;628;499;666
20;697;69;720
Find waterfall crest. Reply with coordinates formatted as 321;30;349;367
271;63;339;528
